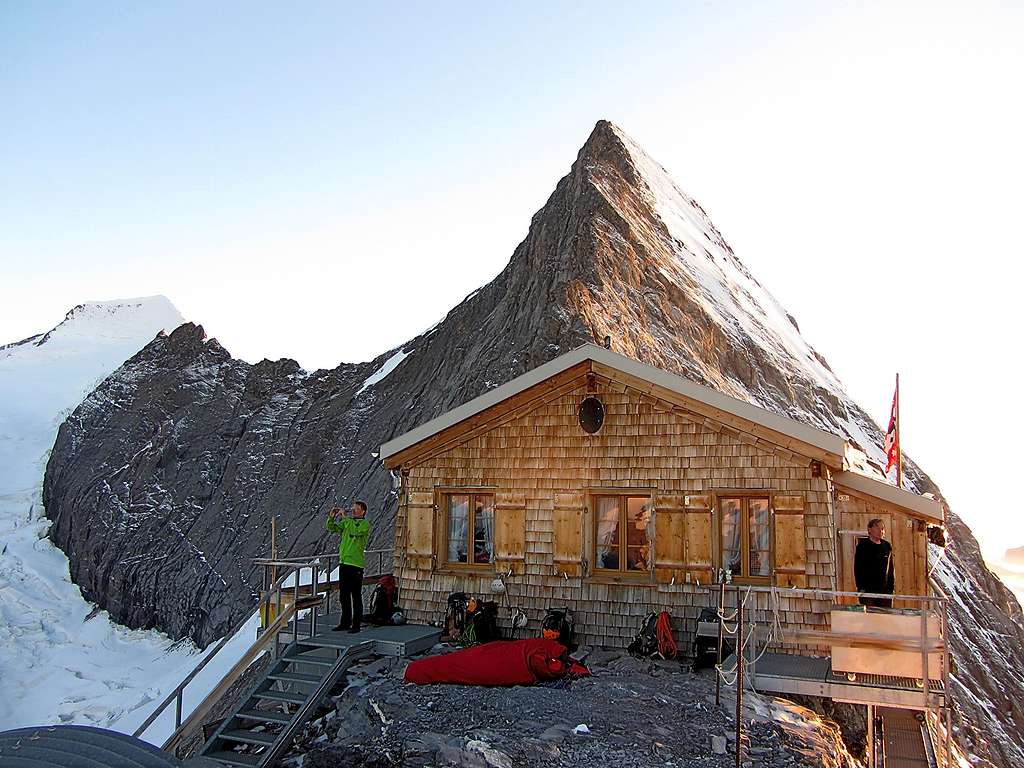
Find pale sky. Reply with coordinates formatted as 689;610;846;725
2;2;1022;557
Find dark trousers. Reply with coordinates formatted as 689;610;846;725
338;564;364;629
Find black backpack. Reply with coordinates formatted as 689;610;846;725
628;612;659;657
367;575;398;625
471;601;502;644
541;608;576;651
445;592;469;640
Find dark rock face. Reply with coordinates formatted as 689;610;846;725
43;120;1023;765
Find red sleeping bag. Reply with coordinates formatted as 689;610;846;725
404;638;577;686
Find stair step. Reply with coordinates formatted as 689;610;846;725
253;689;308;705
220;729;278;746
283;653;336;667
203;750;262;767
236;708;293;725
268;671;323;685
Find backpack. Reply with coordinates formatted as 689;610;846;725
444;592;469;641
541;608;576;651
627;612;659;657
471;600;502;644
368;575;398;625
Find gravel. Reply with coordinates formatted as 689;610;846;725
282;649;854;768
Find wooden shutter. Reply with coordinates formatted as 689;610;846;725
494;491;526;575
684;494;713;584
405;491;436;570
553;491;584;576
654;494;686;583
773;493;807;588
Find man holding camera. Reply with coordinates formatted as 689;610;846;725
326;501;370;633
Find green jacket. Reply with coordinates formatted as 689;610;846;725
326;515;370;568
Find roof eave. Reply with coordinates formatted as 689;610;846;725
834;470;945;523
380;342;847;469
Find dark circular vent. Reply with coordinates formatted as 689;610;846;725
578;396;605;434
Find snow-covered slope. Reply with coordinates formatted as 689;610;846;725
0;297;219;734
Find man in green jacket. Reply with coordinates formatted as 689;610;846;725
326;501;371;633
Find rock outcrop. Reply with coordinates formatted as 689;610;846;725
43;121;1023;765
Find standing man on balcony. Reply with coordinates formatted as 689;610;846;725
855;518;894;608
327;502;370;633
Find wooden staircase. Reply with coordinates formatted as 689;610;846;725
197;637;375;767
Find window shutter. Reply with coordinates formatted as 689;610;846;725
654;494;687;583
773;493;807;588
494;491;526;575
553;491;584;576
684;494;713;584
405;491;436;570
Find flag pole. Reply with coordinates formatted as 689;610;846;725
896;373;902;490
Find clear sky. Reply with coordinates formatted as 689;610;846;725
2;2;1022;557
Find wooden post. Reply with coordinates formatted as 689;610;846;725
735;598;743;768
866;704;874;768
716;581;725;706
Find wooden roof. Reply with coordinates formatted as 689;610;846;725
834;470;945;524
380;343;848;469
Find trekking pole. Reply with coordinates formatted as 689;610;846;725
735;599;743;768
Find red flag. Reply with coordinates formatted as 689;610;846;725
884;382;899;475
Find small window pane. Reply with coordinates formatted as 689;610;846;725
596;497;620;570
448;495;469;563
721;498;742;576
473;495;494;564
626;497;652;570
748;498;770;577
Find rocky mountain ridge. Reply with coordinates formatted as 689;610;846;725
43;121;1024;765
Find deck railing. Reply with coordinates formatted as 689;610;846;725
133;548;393;754
714;583;952;768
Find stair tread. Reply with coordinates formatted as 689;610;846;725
268;671;323;684
221;728;278;746
236;708;293;725
253;689;308;704
283;653;336;667
203;750;262;767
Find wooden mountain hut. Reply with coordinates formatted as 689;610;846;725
378;343;945;652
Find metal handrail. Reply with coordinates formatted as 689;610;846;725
133;563;304;742
163;599;307;754
714;583;948;606
253;547;391;564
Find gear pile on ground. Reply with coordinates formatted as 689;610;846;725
275;649;857;768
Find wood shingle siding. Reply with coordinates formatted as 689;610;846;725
391;376;836;650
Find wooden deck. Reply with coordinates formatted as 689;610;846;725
728;652;945;710
281;614;441;658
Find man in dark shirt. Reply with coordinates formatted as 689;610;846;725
854;518;894;608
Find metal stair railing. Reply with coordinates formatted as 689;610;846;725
199;639;376;767
135;559;324;751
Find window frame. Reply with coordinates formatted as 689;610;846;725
437;486;498;571
589;487;656;581
716;490;773;586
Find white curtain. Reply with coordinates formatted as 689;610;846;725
596;497;620;569
475;498;495;563
448;495;469;562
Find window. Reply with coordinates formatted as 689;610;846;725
594;494;652;574
719;496;771;581
444;492;495;566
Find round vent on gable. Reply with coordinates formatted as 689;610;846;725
578;396;605;434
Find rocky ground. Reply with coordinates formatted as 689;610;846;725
275;649;858;768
